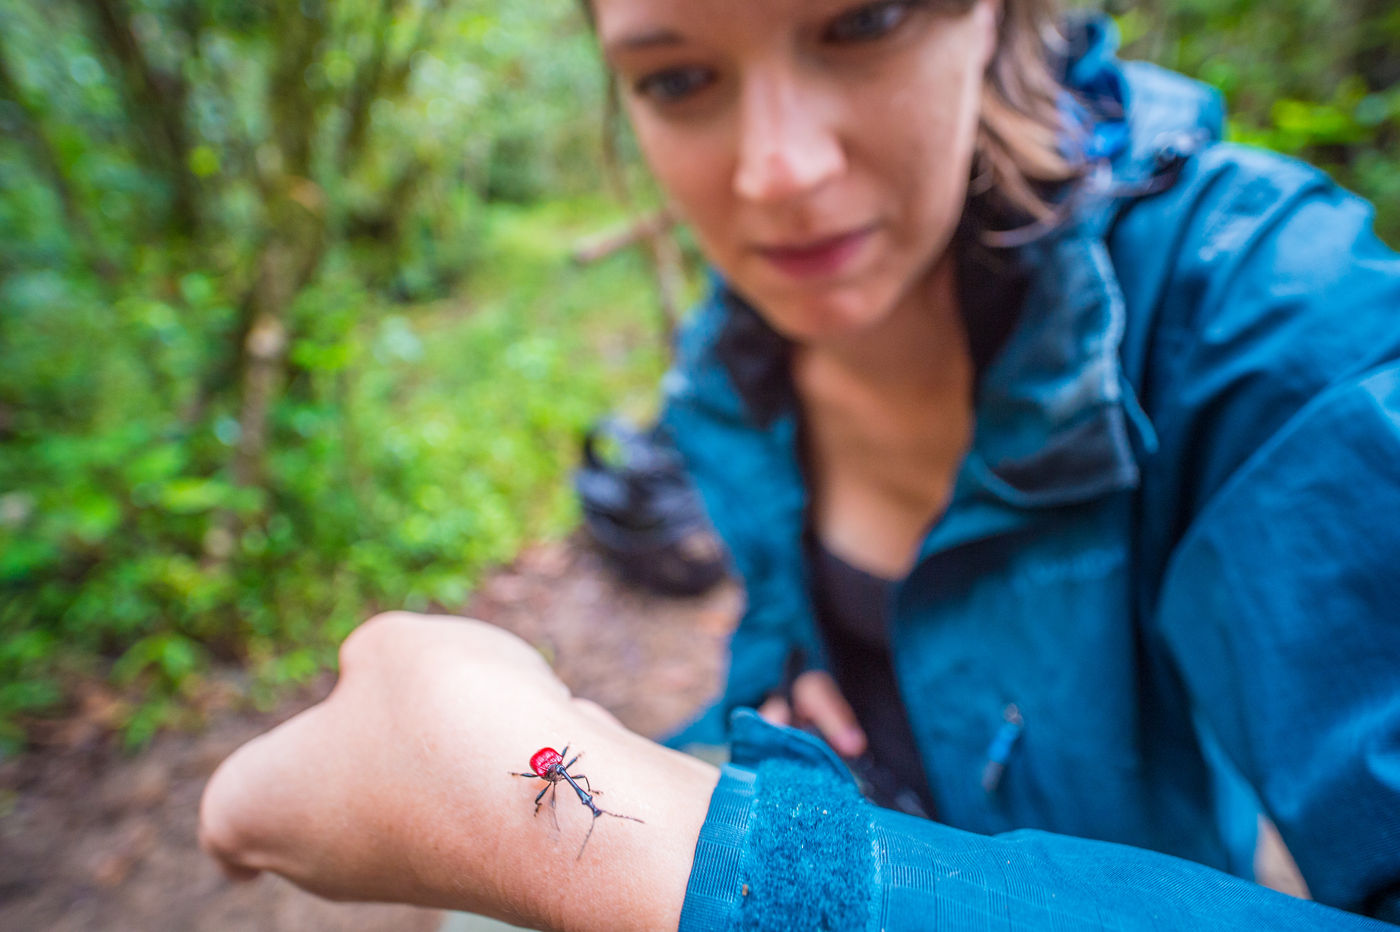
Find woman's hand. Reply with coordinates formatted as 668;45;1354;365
756;669;867;758
198;612;718;932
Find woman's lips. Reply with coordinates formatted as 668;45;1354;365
755;226;874;279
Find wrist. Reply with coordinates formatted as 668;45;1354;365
504;719;720;932
401;698;719;932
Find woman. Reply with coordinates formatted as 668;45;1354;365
200;0;1400;928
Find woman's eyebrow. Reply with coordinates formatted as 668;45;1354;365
603;28;687;59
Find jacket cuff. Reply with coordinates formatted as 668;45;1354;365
678;709;873;931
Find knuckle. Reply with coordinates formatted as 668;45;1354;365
362;609;419;633
338;612;414;677
198;776;249;862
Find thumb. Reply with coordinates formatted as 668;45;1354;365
756;693;793;726
792;670;867;758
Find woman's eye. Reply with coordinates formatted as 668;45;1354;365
634;66;714;104
824;0;916;43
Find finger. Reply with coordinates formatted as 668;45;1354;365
215;858;262;883
199;789;264;883
792;671;867;758
756;694;792;726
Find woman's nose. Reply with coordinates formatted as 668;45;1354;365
733;73;845;204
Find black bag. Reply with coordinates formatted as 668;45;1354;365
574;417;727;596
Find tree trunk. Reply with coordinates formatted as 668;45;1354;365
207;177;326;563
212;1;332;550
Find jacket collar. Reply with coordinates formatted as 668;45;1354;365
710;214;1153;511
962;214;1156;508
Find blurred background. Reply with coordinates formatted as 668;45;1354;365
1;0;679;754
0;0;1395;925
2;0;1397;755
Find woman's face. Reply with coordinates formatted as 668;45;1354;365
593;0;998;344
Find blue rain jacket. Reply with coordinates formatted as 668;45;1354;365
659;18;1400;931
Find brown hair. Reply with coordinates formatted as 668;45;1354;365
583;0;1081;238
969;0;1081;226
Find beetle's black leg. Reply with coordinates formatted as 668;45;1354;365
576;812;599;861
547;781;561;831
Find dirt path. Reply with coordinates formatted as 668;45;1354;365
0;539;740;931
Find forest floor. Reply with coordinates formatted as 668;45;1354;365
0;538;742;931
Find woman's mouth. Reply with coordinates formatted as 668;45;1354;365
755;226;874;280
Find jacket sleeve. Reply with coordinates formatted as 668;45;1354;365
679;711;1396;930
1151;359;1400;923
1135;163;1400;920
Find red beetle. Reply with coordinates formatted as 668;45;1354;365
511;744;643;859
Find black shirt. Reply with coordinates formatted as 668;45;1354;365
808;539;937;817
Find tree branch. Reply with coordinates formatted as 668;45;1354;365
74;0;201;234
336;0;399;175
0;31;113;277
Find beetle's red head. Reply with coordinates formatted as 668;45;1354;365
529;747;563;777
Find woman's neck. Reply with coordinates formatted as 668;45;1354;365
789;251;976;577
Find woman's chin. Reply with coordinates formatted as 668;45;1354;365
756;288;895;345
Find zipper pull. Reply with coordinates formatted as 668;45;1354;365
980;703;1023;794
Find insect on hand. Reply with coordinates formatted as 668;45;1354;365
511;745;644;859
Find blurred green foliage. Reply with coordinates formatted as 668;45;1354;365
0;0;671;752
1111;0;1400;244
0;0;1396;752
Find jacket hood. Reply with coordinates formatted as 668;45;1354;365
1062;13;1224;190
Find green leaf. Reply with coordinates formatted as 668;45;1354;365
0;677;62;715
153;478;235;514
0;535;61;582
188;145;221;178
112;633;205;688
123;443;187;486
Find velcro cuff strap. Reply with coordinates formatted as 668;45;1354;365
680;711;873;931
